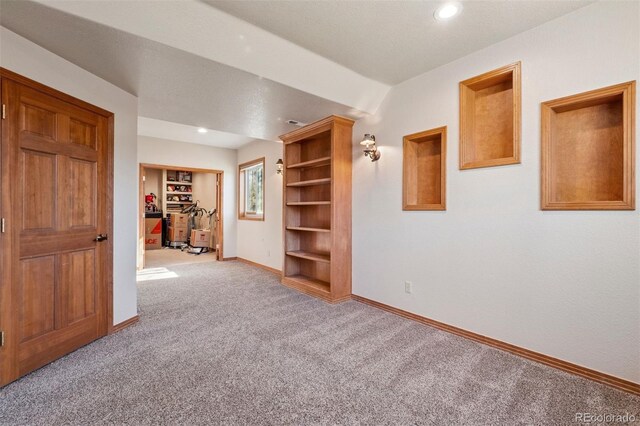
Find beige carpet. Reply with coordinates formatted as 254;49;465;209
144;247;217;269
1;260;638;424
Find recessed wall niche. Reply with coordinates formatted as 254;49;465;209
541;81;636;210
459;62;521;169
403;126;446;211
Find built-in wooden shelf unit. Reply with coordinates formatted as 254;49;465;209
541;81;636;210
403;126;447;211
459;62;521;169
280;115;353;303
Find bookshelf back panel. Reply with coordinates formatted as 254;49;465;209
297;257;331;283
286;186;331;203
285;205;331;229
285;228;331;254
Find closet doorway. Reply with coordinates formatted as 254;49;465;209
138;164;224;270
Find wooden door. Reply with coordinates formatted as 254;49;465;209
0;70;113;386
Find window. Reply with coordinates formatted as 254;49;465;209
238;157;265;220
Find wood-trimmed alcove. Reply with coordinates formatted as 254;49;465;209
459;62;521;169
541;81;636;210
403;126;447;211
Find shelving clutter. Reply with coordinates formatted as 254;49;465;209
163;169;194;213
280;115;354;303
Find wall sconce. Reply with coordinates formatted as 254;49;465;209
360;134;381;162
276;158;284;174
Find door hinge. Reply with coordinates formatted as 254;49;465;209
1;104;5;120
1;218;5;233
0;331;4;347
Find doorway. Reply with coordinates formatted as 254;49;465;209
138;164;224;270
0;69;113;386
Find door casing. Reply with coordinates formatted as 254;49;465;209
138;163;224;268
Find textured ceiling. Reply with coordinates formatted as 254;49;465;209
0;0;595;148
138;117;259;149
206;0;594;85
0;0;366;141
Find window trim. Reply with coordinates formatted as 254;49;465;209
238;157;265;221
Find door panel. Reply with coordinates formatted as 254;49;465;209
1;71;112;386
20;257;56;342
21;102;56;139
69;118;97;149
66;158;97;229
61;250;96;325
22;150;56;231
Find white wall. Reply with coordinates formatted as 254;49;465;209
352;1;640;383
137;136;237;257
0;27;139;326
192;172;217;214
237;140;283;271
143;168;162;201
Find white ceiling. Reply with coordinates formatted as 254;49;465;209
0;0;594;148
206;0;593;85
0;0;369;142
138;117;259;149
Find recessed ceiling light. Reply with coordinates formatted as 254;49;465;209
434;3;462;21
197;127;208;134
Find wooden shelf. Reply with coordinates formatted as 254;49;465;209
287;156;331;169
286;201;331;206
403;126;447;211
285;274;330;293
167;181;192;185
166;191;192;195
286;226;330;233
281;116;353;303
286;250;330;263
459;62;521;169
166;201;193;205
541;81;635;210
286;178;331;187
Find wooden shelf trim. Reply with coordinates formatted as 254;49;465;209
286;178;331;187
167;181;192;185
166;191;192;195
280;115;353;304
286;250;330;263
541;80;635;210
286;226;331;233
459;61;521;170
403;126;447;211
287;156;331;169
279;115;354;144
286;201;331;206
284;274;330;292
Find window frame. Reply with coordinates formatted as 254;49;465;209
238;157;265;221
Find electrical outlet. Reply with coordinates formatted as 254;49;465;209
404;281;412;294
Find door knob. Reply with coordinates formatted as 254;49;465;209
94;234;108;242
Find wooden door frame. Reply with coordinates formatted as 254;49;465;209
0;68;115;385
139;163;224;268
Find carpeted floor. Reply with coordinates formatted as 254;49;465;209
144;247;217;269
1;261;638;425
